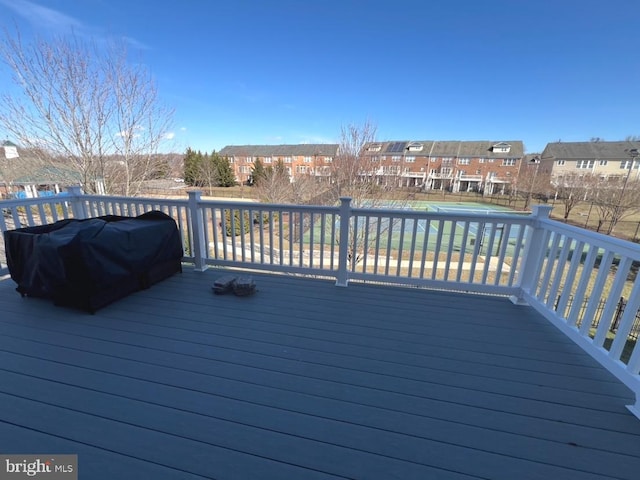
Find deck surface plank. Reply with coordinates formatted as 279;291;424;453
1;269;640;479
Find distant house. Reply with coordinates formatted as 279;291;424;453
11;166;89;198
541;141;640;185
219;144;340;185
360;140;525;194
0;141;105;198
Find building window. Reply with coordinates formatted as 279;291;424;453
264;156;272;164
391;155;401;162
407;142;424;152
367;144;382;152
303;156;313;163
476;169;481;175
556;160;565;165
458;158;470;165
492;143;511;153
405;156;415;163
577;160;595;169
324;157;332;163
620;160;639;169
296;165;308;173
488;159;495;163
246;156;254;163
502;159;516;166
370;156;379;162
284;156;292;163
478;158;485;164
599;160;607;166
239;166;251;174
430;157;439;162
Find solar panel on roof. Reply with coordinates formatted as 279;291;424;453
386;142;406;153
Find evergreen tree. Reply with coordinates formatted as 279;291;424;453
183;147;200;186
251;159;266;185
213;153;236;187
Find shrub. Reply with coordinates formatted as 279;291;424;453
223;209;251;236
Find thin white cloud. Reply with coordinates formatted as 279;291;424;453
121;35;150;51
0;0;148;49
0;0;85;32
165;132;176;140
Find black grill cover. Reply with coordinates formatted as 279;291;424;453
4;211;183;311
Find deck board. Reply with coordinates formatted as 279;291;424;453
1;269;640;479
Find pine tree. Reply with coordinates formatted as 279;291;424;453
183;147;200;186
251;159;266;186
212;153;236;187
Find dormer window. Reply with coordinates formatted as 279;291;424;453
492;142;511;153
367;144;382;152
407;142;424;152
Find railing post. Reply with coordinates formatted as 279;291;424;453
336;197;352;287
66;185;87;219
510;205;552;305
188;190;207;272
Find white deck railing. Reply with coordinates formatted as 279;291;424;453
1;187;639;417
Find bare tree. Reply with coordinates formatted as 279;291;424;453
324;121;412;268
290;174;323;205
591;177;640;234
330;120;381;206
253;160;292;204
552;173;592;221
0;30;174;196
517;160;550;210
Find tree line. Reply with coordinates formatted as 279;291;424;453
183;148;235;188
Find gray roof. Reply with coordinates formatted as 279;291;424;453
219;144;339;157
13;166;82;185
363;140;524;158
541;141;640;160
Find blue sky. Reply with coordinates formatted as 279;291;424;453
0;0;639;154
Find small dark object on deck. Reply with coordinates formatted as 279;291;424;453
212;275;237;295
233;276;256;296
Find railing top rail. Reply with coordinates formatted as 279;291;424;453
0;195;73;208
80;194;188;208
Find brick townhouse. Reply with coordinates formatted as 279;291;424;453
218;144;339;185
361;140;525;194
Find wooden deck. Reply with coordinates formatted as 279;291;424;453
1;267;639;479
